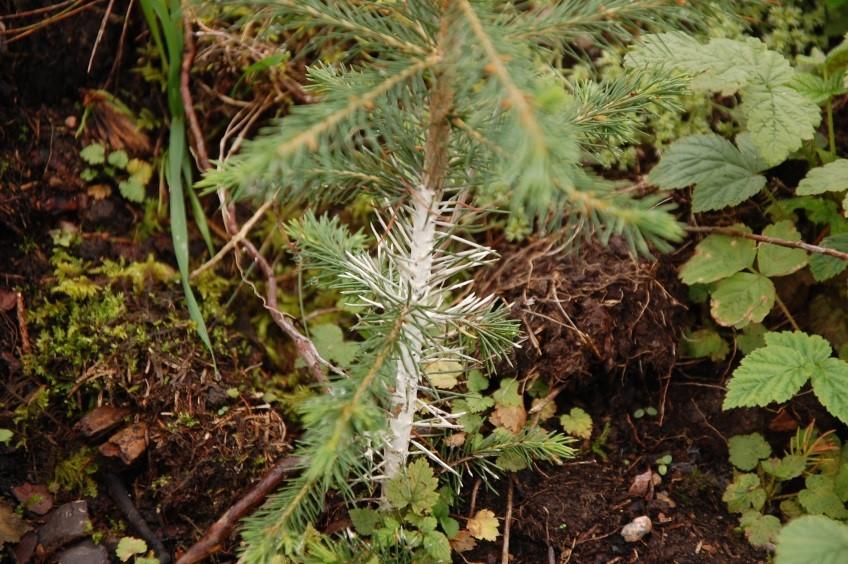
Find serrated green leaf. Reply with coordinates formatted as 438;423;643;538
649;134;766;212
811;357;848;425
467;370;489;393
740;511;781;548
492;378;521;408
0;429;12;444
797;159;848;196
724;346;809;409
798;474;848;518
464;393;495;413
790;72;839;104
107;150;129;169
80;168;98;182
495;449;529;472
80;143;105;165
680;229;757;285
681;328;729;361
118;177;146;203
766;331;833;363
742;84;821;165
116;537;147;562
776;515;848;564
127;159;153;186
422;530;451;563
758;221;808;276
559;407;592;439
809;234;848;281
728;433;772;471
386;459;439;516
762;455;807;480
723;473;767;513
349;508;381;536
710;272;775;328
310;323;358;368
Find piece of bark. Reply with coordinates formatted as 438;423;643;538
99;423;148;465
76;406;130;438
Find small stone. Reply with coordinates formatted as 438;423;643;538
76;406;129;438
38;501;90;554
627;469;654;499
621;515;652;543
56;541;109;564
64;116;78;129
12;483;53;515
99;423;148;465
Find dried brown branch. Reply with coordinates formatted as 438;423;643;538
686;225;848;261
16;291;31;354
175;456;301;564
180;17;328;386
502;476;514;564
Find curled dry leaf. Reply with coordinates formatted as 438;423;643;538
449;529;477;553
489;404;526;434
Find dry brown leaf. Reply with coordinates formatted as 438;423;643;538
0;501;30;545
530;397;556;421
449;529;477;553
488;404;526;434
445;432;466;448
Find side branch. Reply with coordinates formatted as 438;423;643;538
686;225;848;261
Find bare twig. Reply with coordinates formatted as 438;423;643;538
502;477;514;564
16;292;31;354
104;472;170;564
179;17;328;385
686;225;848;261
175;456;301;564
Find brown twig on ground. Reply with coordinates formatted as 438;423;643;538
179;17;328;385
175;456;301;564
502;477;514;564
468;478;481;519
686;225;848;261
16;292;31;354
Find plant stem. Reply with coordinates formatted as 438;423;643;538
827;98;837;157
774;292;801;332
383;5;455;482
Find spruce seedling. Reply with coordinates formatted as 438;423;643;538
199;1;731;560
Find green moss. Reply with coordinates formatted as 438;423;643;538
50;447;99;498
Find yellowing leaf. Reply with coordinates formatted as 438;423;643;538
116;536;147;562
450;529;477;552
530;397;556;421
467;509;499;541
87;183;112;200
425;360;463;390
560;407;593;439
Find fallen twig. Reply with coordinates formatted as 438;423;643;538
175;456;301;564
686;225;848;261
16;291;31;354
104;472;170;564
502;477;514;564
179;17;328;385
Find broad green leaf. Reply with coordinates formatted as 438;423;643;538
467;370;489;393
463;394;495;413
723;473;767;513
728;433;772;471
0;429;12;444
790;72;840;104
809;234;848;281
310;323;358;368
80;143;105;165
811;357;848;425
116;537;147;562
649;134;766;212
495;450;529;472
762;455;807;480
559;407;592;439
797;159;848;195
681;328;729;361
798;474;848;519
118;177;146;203
740;511;781;548
724;346;809;409
741;84;821;165
349;508;381;535
710;272;775;328
680;229;757;284
758;221;808;276
776;515;848;564
386;459;440;516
